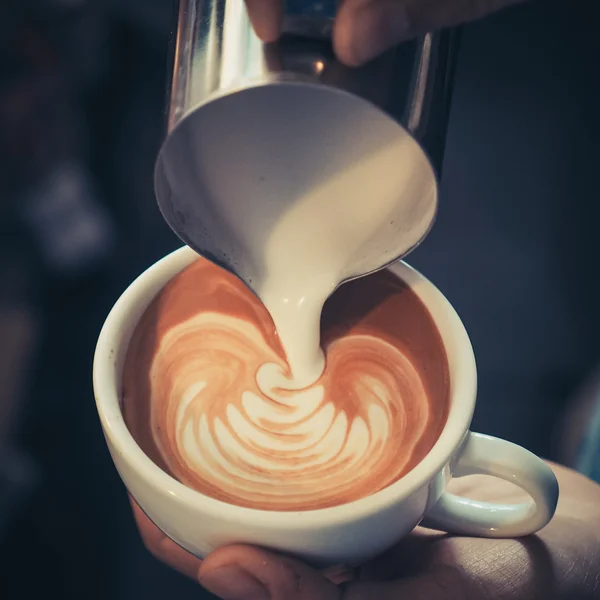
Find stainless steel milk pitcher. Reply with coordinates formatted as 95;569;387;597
155;0;460;283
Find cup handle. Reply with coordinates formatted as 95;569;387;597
421;432;560;537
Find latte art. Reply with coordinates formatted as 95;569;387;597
123;259;449;512
150;312;431;510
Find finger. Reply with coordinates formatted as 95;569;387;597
334;0;523;66
245;0;284;42
322;564;357;585
358;527;447;581
343;565;474;600
198;544;341;600
129;497;203;580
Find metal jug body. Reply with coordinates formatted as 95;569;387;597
155;0;460;283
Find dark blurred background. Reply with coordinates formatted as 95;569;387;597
0;0;598;598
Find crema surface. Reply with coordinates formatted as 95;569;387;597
123;260;449;511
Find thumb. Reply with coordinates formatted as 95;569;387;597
334;0;523;66
198;544;340;600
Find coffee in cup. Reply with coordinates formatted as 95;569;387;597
123;258;450;511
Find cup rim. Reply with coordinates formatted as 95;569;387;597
93;246;477;528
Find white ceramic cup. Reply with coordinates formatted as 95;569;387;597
93;246;559;567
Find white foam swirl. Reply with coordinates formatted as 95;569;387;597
148;312;434;511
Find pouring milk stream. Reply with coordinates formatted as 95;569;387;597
154;6;455;387
157;84;438;387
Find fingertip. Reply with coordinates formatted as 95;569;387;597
334;2;413;66
199;544;265;573
198;545;272;599
332;8;363;67
245;0;284;43
129;497;204;580
199;545;339;600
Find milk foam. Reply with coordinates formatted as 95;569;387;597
165;85;438;387
147;311;432;510
250;138;434;385
122;259;450;511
